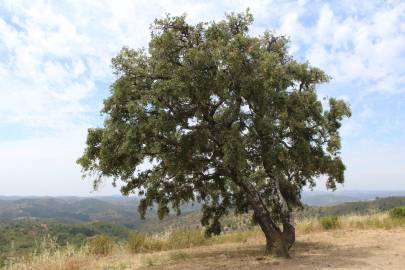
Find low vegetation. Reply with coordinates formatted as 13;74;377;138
390;206;405;219
4;211;405;269
0;220;131;267
319;216;340;230
87;235;114;256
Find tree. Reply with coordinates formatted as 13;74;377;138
77;11;351;257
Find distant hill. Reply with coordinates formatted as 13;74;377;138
301;190;405;206
298;196;405;218
2;191;405;224
0;196;201;230
0;197;140;225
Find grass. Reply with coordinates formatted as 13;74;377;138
5;212;405;270
319;216;340;230
296;212;405;233
87;235;114;256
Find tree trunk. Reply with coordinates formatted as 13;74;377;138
254;211;290;258
272;181;295;249
236;178;290;257
283;216;295;249
261;163;296;249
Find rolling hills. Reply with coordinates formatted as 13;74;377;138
1;192;405;267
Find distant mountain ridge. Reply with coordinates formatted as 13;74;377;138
301;190;405;206
0;196;201;228
0;197;137;222
1;190;405;223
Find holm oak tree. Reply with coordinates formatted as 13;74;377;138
78;12;351;257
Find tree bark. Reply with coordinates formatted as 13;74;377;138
261;162;296;249
282;214;295;249
270;182;295;249
234;175;291;257
273;180;295;249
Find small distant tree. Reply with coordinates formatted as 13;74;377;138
78;11;350;257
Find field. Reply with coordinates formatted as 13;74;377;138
4;212;405;270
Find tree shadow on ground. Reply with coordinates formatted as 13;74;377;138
151;239;374;270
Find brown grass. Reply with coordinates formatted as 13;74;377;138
5;212;405;270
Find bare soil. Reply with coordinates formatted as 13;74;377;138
150;228;405;270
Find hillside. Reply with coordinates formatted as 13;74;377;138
300;190;405;206
144;196;405;232
0;197;198;267
0;196;200;227
2;191;405;222
6;215;405;270
0;197;141;224
1;195;405;267
297;196;405;219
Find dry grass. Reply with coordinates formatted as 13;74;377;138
296;212;405;233
5;212;405;270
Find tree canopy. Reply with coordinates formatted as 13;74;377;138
78;11;351;257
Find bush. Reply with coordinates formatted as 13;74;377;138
128;232;146;253
166;228;206;249
88;234;114;256
320;216;339;230
390;206;405;219
128;231;164;253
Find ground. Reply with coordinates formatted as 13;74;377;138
145;228;405;270
8;228;405;270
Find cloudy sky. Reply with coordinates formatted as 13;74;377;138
0;0;404;196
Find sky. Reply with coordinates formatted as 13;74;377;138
0;0;404;196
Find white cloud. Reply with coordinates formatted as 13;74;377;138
0;0;404;195
1;0;402;131
287;1;405;94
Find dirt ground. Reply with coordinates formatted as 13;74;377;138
148;228;405;270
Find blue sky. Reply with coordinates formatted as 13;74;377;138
0;0;404;196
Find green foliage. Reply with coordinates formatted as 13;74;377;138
87;235;114;256
78;11;350;246
320;216;339;230
390;206;405;219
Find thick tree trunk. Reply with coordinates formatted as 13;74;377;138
254;211;290;258
236;179;291;257
273;182;295;249
261;163;296;249
282;215;295;249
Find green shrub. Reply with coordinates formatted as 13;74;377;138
390;206;405;219
128;232;146;253
88;234;114;256
320;216;339;230
167;228;206;249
